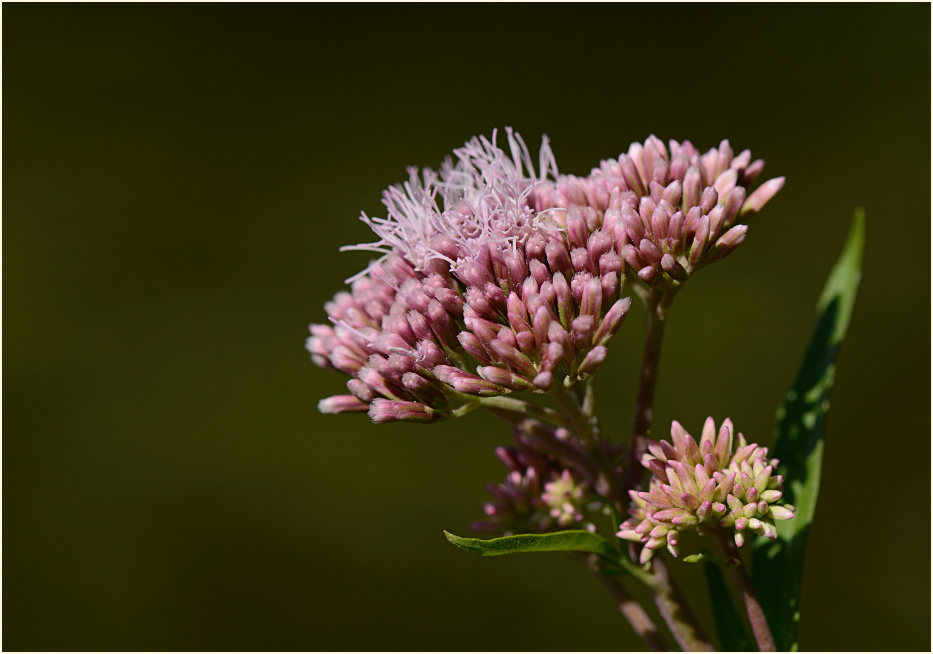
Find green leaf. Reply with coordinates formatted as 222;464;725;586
443;529;619;561
752;210;866;651
705;563;755;651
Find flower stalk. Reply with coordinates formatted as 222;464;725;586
624;287;675;493
648;558;715;652
591;560;669;652
718;532;777;652
453;392;571;428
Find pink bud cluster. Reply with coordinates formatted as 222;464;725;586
534;136;784;286
618;418;795;564
471;426;606;535
308;131;784;422
308;131;633;422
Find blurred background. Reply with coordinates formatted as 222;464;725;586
4;3;929;651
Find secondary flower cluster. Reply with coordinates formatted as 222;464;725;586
307;130;783;422
618;418;795;564
471;421;612;535
534;135;784;287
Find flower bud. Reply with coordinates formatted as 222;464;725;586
368;398;436;423
318;395;369;414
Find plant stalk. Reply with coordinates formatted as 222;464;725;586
623;288;673;492
718;533;777;652
648;557;715;651
591;561;669;651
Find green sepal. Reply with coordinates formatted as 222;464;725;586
751;210;866;651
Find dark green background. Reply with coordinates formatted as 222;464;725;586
5;3;930;651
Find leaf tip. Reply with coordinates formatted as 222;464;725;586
443;530;476;553
849;207;866;253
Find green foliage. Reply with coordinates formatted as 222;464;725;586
752;210;866;651
705;563;754;651
444;529;618;560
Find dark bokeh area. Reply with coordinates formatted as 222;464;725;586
4;4;929;651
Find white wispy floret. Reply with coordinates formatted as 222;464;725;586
343;128;561;277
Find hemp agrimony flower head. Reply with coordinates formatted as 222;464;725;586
471;422;608;536
618;417;795;564
308;129;633;422
297;127;860;653
536;136;785;290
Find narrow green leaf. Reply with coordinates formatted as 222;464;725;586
752;210;866;651
705;563;754;651
444;529;618;560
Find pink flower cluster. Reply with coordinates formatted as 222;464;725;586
534;135;785;285
307;131;783;422
618;418;795;564
471;423;610;535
